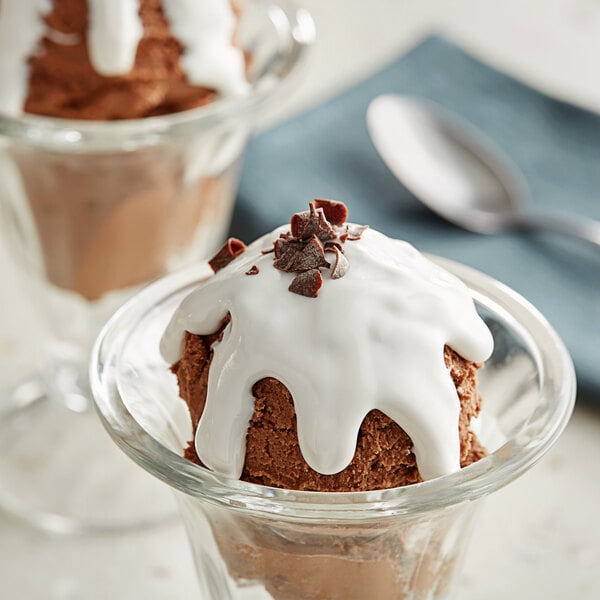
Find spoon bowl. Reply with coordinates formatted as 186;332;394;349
367;94;600;247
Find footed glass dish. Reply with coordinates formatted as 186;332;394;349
91;257;575;598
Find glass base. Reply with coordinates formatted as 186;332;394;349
0;385;176;535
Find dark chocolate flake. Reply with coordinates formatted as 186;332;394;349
290;210;318;241
330;246;349;280
289;235;330;272
208;237;247;273
288;269;323;298
324;240;345;255
314;208;337;241
271;199;360;295
314;198;349;226
245;265;259;276
273;239;305;271
346;224;369;241
274;237;303;259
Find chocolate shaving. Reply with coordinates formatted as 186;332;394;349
268;199;367;297
291;203;337;242
290;236;330;272
290;210;318;241
314;199;349;226
324;240;345;255
245;265;259;276
273;238;305;271
346;224;369;241
274;236;302;258
208;237;247;273
288;269;323;298
314;208;337;241
330;246;349;279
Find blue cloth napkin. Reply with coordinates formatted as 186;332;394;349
232;35;600;399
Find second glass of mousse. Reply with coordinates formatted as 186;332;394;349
0;0;313;532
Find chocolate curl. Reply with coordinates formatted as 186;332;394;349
291;203;337;242
324;240;345;254
314;208;337;241
273;238;305;271
208;238;247;273
290;235;330;272
330;245;349;280
314;198;349;226
274;236;330;273
290;209;318;241
289;269;323;298
346;224;369;241
245;265;259;276
270;199;362;296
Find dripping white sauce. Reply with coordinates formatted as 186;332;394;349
161;226;493;481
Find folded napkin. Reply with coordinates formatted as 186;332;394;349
232;35;600;399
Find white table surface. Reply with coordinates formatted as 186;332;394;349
1;1;599;598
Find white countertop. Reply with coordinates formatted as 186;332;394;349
1;1;599;598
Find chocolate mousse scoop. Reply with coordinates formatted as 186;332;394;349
163;199;493;492
0;0;248;119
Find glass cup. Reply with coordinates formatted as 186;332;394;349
91;257;575;599
0;0;314;533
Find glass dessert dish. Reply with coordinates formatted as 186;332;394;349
91;257;575;599
0;0;314;533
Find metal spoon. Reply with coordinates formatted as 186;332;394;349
367;94;600;248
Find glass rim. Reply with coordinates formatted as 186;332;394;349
0;0;314;151
91;257;575;521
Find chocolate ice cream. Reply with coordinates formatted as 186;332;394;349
176;332;485;492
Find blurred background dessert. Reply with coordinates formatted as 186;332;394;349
1;0;248;300
0;0;311;533
2;0;248;120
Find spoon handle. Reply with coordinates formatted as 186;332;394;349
515;212;600;249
